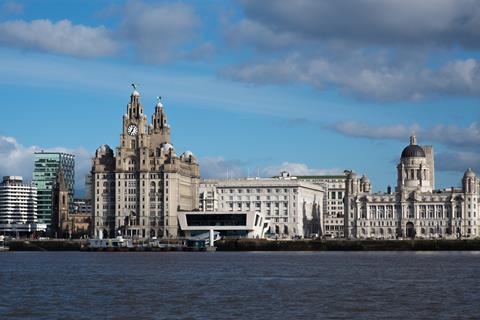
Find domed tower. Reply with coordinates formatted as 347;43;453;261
463;168;478;194
93;145;115;170
396;135;433;193
346;171;360;195
150;97;171;147
360;175;372;193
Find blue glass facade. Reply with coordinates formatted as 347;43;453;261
32;152;75;227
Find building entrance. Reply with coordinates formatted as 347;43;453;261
406;222;415;238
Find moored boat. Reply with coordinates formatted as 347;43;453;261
0;236;9;252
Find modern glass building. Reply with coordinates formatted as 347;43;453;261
32;152;75;228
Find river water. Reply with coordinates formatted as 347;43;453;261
0;251;479;319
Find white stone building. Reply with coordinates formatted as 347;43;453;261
345;135;480;239
0;176;46;234
297;174;347;238
92;88;200;239
198;175;324;238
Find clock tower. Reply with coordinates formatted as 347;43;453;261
91;86;200;239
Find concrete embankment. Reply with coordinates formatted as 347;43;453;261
7;240;87;251
215;239;480;251
5;239;480;251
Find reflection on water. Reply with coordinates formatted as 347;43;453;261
0;251;479;320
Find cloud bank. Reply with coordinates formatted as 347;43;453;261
199;157;342;179
331;121;480;173
0;19;117;58
0;136;91;195
221;0;480;101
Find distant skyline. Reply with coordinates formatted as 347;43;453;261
1;0;480;196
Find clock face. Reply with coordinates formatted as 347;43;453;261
127;124;138;136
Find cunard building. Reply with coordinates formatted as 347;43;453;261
92;87;200;239
345;135;479;239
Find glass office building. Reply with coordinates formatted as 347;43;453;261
32;152;75;228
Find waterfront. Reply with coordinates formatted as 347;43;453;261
1;252;479;319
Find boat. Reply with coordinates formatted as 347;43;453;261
87;236;133;250
0;236;9;252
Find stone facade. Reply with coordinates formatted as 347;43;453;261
199;175;324;238
92;88;200;239
297;174;347;238
52;171;91;238
345;135;480;239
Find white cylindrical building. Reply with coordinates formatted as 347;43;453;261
0;176;45;234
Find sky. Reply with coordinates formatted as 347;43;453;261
0;0;480;196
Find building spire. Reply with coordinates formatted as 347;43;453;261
410;133;417;145
156;96;163;108
131;83;140;97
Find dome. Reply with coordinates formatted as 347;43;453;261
156;101;163;108
96;144;113;157
347;171;358;179
401;134;425;158
161;143;175;153
464;168;476;178
183;150;194;157
360;175;370;183
132;90;140;97
181;151;196;163
401;145;426;158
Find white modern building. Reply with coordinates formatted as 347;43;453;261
0;176;46;234
345;135;480;239
198;174;324;238
178;211;270;239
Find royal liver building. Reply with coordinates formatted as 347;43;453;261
92;87;200;239
345;135;479;239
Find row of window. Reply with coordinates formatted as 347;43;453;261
218;188;296;194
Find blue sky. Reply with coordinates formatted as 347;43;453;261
0;0;480;196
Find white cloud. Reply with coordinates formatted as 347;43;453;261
0;19;118;58
199;157;247;179
199;157;342;179
238;0;480;49
120;1;201;63
222;54;480;101
261;162;343;177
436;151;480;173
332;122;421;141
0;136;38;179
225;19;301;51
2;1;23;15
221;1;480;101
0;136;91;195
332;121;480;152
331;121;480;174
